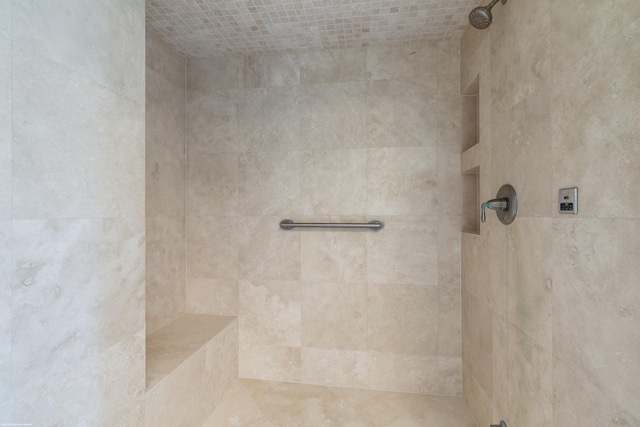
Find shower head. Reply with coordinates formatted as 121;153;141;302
469;0;507;30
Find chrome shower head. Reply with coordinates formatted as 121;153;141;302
469;0;507;30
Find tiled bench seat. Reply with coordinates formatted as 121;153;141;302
145;313;238;427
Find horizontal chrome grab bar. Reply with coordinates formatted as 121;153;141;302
279;219;384;231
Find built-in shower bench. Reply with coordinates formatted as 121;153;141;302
145;313;239;427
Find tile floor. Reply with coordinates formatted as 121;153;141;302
204;379;478;427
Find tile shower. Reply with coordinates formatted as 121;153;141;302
144;24;472;423
1;1;639;426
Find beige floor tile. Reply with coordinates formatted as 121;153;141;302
209;379;477;427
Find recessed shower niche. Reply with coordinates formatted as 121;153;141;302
461;75;480;234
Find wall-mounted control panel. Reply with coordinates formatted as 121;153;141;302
559;187;578;214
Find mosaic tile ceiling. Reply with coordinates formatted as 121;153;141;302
146;0;481;57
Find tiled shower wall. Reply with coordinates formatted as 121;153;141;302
145;28;187;334
1;0;146;424
460;1;640;426
185;42;473;394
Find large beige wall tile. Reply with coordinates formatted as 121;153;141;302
367;216;437;286
13;0;144;103
553;358;639;426
490;83;553;218
188;278;238;316
244;52;300;88
299;48;366;84
12;219;144;421
552;18;640;218
366;147;437;216
438;73;471;144
300;219;367;283
366;79;437;147
0;1;9;39
146;144;185;218
462;364;495;427
461;291;493;397
438;143;464;217
146;27;185;87
239;279;301;347
300;82;366;150
187;216;238;280
238;86;301;152
300;150;366;216
12;218;145;365
368;352;460;395
239;344;301;383
238;151;300;216
12;49;144;219
188;152;238;217
461;233;480;297
368;284;438;356
438;40;460;77
203;381;264;427
460;27;488;95
146;68;185;153
490;0;551;112
477;52;492;133
188;56;244;93
204;320;239;411
507;217;552;348
551;0;640;74
475;221;507;318
438;261;462;358
491;311;509;418
187;90;242;154
438;215;462;288
0;222;10;411
367;43;437;83
302;282;367;350
146;217;186;333
301;348;368;389
440;77;474;209
508;326;553;427
552;218;640;417
0;35;9;220
438;281;461;358
14;332;145;425
238;216;301;281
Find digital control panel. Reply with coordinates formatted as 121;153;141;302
559;187;578;214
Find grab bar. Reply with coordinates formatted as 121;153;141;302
279;219;384;231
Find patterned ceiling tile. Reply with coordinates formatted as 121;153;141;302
146;0;482;57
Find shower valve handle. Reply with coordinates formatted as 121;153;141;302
481;184;518;225
481;198;508;223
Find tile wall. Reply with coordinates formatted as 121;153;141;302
460;1;640;426
0;0;11;419
185;41;473;395
1;0;146;424
145;28;187;334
